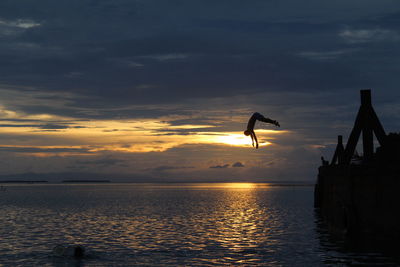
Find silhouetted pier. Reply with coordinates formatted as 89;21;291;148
315;90;400;243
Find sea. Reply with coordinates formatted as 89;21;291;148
0;183;397;266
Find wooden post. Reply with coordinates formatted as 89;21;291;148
361;90;374;161
360;89;371;107
331;135;345;165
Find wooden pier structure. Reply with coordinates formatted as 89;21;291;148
315;89;400;243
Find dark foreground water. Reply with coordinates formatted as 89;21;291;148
0;183;397;266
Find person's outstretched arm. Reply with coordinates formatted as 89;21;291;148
252;132;259;149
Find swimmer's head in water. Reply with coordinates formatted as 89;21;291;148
53;244;85;259
244;130;251;136
74;246;85;258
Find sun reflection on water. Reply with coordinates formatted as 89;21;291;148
209;187;273;255
221;183;257;189
115;183;276;258
0;184;288;265
130;183;270;190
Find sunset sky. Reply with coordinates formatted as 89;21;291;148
0;1;400;182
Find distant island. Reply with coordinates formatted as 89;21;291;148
62;180;111;183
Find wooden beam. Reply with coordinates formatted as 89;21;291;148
370;108;387;145
362;106;374;161
343;107;363;164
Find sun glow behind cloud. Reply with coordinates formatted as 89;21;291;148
195;132;273;147
0;108;288;155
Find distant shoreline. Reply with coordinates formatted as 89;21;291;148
0;180;48;183
62;180;111;183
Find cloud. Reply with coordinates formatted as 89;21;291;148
208;161;244;168
75;158;127;167
0;18;41;29
297;49;356;61
39;123;70;130
0;18;41;37
153;165;195;172
209;164;230;169
1;1;388;109
0;124;38;128
139;53;189;62
0;146;92;154
339;28;400;43
232;162;245;167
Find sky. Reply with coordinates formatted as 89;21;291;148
0;0;400;182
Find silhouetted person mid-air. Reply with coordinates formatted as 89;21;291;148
244;112;280;149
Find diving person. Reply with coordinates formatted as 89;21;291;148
244;112;280;149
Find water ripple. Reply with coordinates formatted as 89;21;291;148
0;184;397;266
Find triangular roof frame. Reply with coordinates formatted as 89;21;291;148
341;89;386;164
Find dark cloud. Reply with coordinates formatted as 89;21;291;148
151;127;217;136
153;165;195;172
0;122;81;130
0;124;38;127
208;162;244;168
75;158;127;167
39;123;70;129
209;164;230;169
0;146;92;154
166;118;220;126
0;0;398;115
232;162;245;167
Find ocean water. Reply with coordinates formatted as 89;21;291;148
0;183;397;266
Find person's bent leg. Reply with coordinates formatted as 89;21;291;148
257;115;275;124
